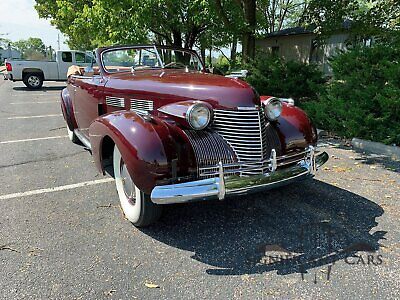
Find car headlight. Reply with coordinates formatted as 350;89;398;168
264;98;282;121
186;103;212;130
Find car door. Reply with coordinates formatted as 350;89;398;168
72;74;106;139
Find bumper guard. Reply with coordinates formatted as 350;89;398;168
150;146;329;204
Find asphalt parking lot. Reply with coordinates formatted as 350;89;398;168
0;79;399;300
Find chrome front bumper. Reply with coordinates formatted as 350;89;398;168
150;147;329;204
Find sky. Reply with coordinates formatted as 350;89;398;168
0;0;232;58
0;0;69;50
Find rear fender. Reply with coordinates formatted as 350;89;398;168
89;111;196;194
61;88;78;130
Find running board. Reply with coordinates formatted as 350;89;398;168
74;129;92;150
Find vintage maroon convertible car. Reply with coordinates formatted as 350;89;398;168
61;45;328;226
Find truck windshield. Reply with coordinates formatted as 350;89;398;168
101;46;203;73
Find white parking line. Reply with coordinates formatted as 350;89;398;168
0;135;68;144
0;178;114;200
6;114;63;120
10;101;58;105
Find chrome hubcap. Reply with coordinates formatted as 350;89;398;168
28;76;40;87
120;160;136;205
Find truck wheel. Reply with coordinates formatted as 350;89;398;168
23;73;43;89
113;145;162;227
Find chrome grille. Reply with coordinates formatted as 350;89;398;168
185;108;286;178
106;96;125;108
130;99;154;113
184;130;237;178
212;108;282;176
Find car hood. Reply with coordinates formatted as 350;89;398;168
105;69;259;109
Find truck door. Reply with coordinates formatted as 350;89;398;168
58;51;75;80
74;52;92;68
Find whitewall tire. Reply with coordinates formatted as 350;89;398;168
67;126;80;144
113;145;162;227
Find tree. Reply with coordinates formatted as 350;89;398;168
35;0;102;49
213;0;257;63
12;38;46;59
302;0;400;40
0;37;11;50
34;0;214;50
0;31;11;50
257;0;309;33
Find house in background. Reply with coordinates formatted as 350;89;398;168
256;26;349;75
0;46;22;62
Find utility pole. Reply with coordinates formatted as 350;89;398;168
57;34;60;50
7;42;11;59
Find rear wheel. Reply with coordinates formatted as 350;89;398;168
23;73;43;89
113;145;162;227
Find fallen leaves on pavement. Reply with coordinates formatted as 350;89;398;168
144;282;160;289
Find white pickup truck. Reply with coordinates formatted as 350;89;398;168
3;50;94;89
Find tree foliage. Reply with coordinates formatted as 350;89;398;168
257;0;309;34
34;0;259;62
303;40;400;145
35;0;217;50
12;38;47;59
213;0;257;62
246;52;325;101
303;0;400;40
0;37;11;50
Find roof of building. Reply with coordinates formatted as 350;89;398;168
263;20;352;38
265;26;314;38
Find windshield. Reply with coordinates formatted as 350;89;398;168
101;46;203;73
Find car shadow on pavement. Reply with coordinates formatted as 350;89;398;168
12;86;65;92
355;154;400;173
142;179;386;277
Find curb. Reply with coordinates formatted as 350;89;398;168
352;138;400;161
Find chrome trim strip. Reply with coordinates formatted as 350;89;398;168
74;129;92;150
100;45;204;74
153;45;165;68
218;161;226;200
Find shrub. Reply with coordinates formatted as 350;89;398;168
246;53;326;103
213;55;242;75
213;55;231;74
303;41;400;145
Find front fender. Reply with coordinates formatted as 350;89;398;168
276;103;317;152
60;88;78;130
89;111;196;194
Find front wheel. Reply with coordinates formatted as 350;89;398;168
113;145;162;227
23;73;43;89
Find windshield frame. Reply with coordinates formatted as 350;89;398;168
98;45;205;75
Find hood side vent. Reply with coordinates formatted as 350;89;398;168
106;96;125;108
130;99;154;113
